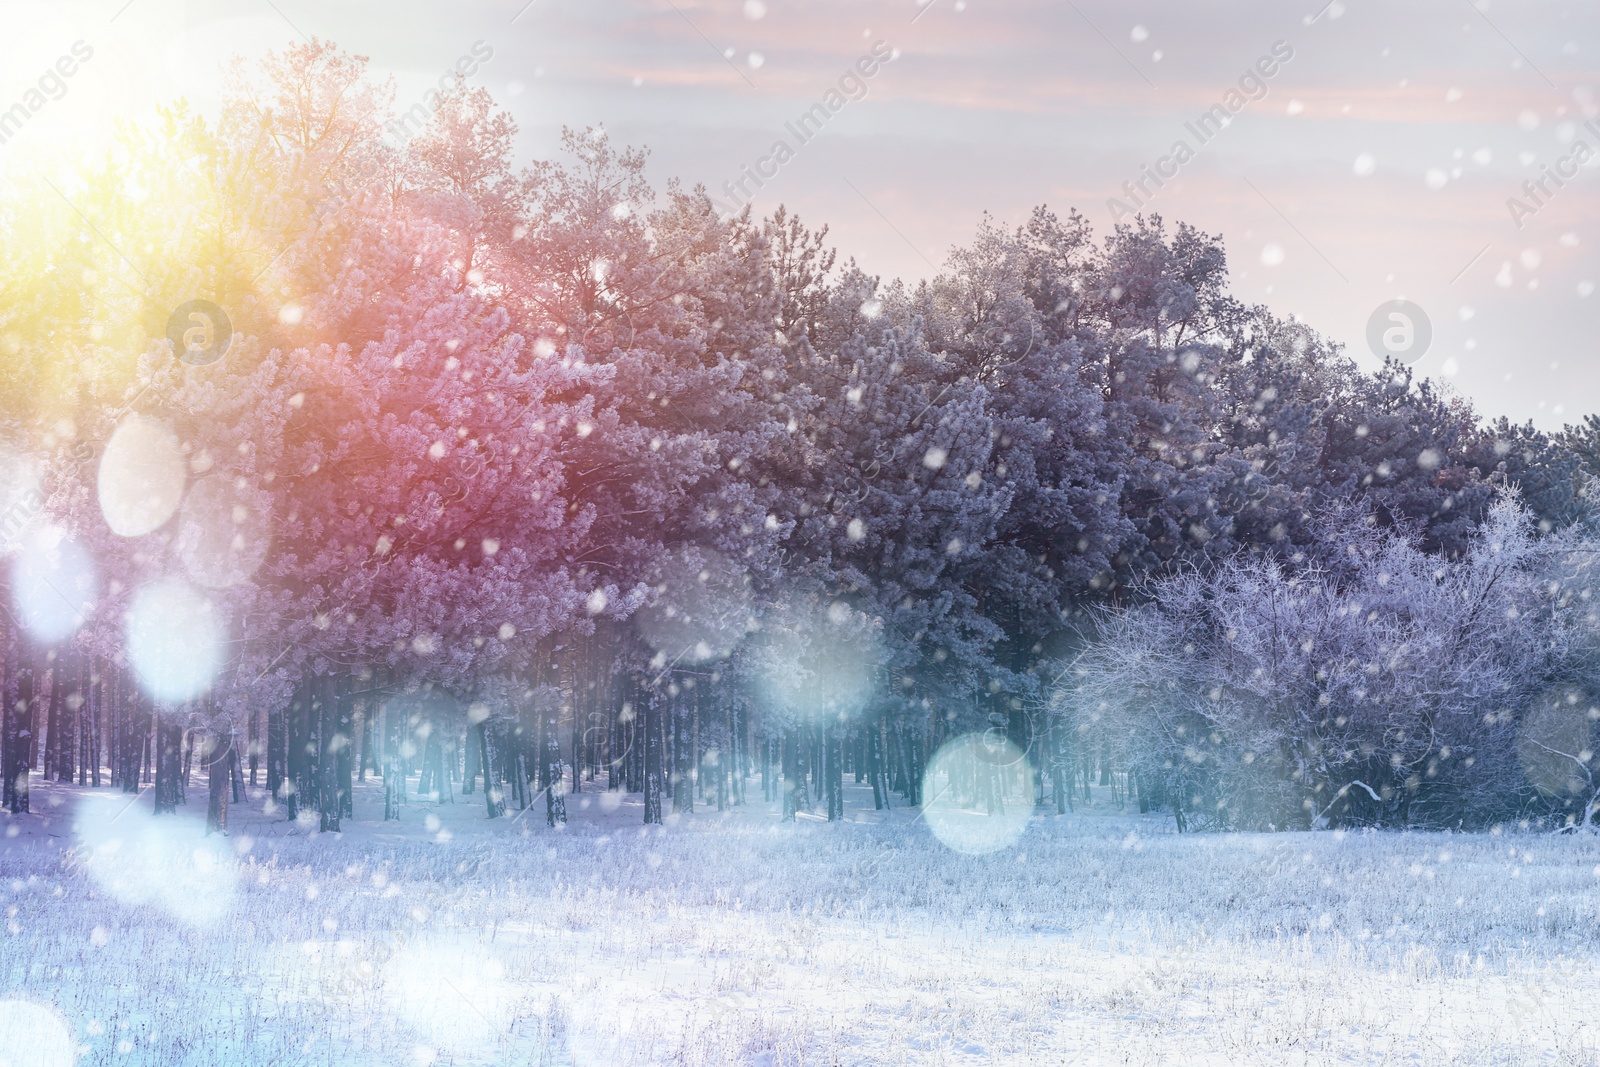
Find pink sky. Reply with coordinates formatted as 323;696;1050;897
8;0;1597;427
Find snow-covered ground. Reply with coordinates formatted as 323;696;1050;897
2;776;1599;1066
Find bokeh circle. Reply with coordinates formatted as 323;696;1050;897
921;732;1035;856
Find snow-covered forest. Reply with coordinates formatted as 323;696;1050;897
3;37;1600;1065
3;41;1600;836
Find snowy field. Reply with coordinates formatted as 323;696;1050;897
3;779;1600;1067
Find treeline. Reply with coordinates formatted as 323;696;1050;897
1;40;1596;833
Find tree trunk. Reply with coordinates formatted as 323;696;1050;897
281;692;301;820
206;730;231;835
825;721;844;821
44;659;62;781
691;682;702;804
643;685;663;824
3;650;32;814
716;697;731;813
83;661;98;788
283;684;306;820
626;689;643;794
267;698;287;811
80;658;96;787
782;726;804;821
417;727;435;797
153;715;184;815
570;658;582;795
113;695;125;790
318;676;342;833
868;720;886;811
141;707;152;785
247;707;260;787
230;732;245;803
298;678;320;817
543;713;566;827
732;699;747;807
480;717;506;819
462;714;480;794
906;729;923;807
670;683;691;814
384;698;404;821
336;674;354;819
511;724;530;812
352;695;366;784
605;688;621;792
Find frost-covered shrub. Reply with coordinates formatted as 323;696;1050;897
1076;497;1600;831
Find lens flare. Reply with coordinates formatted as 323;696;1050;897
97;414;186;537
126;578;223;702
0;440;42;551
0;1000;76;1067
8;532;98;644
757;601;878;719
73;793;237;928
921;732;1035;855
176;475;271;588
633;546;752;665
382;939;521;1060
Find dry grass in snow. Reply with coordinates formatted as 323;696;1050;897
1;777;1599;1066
